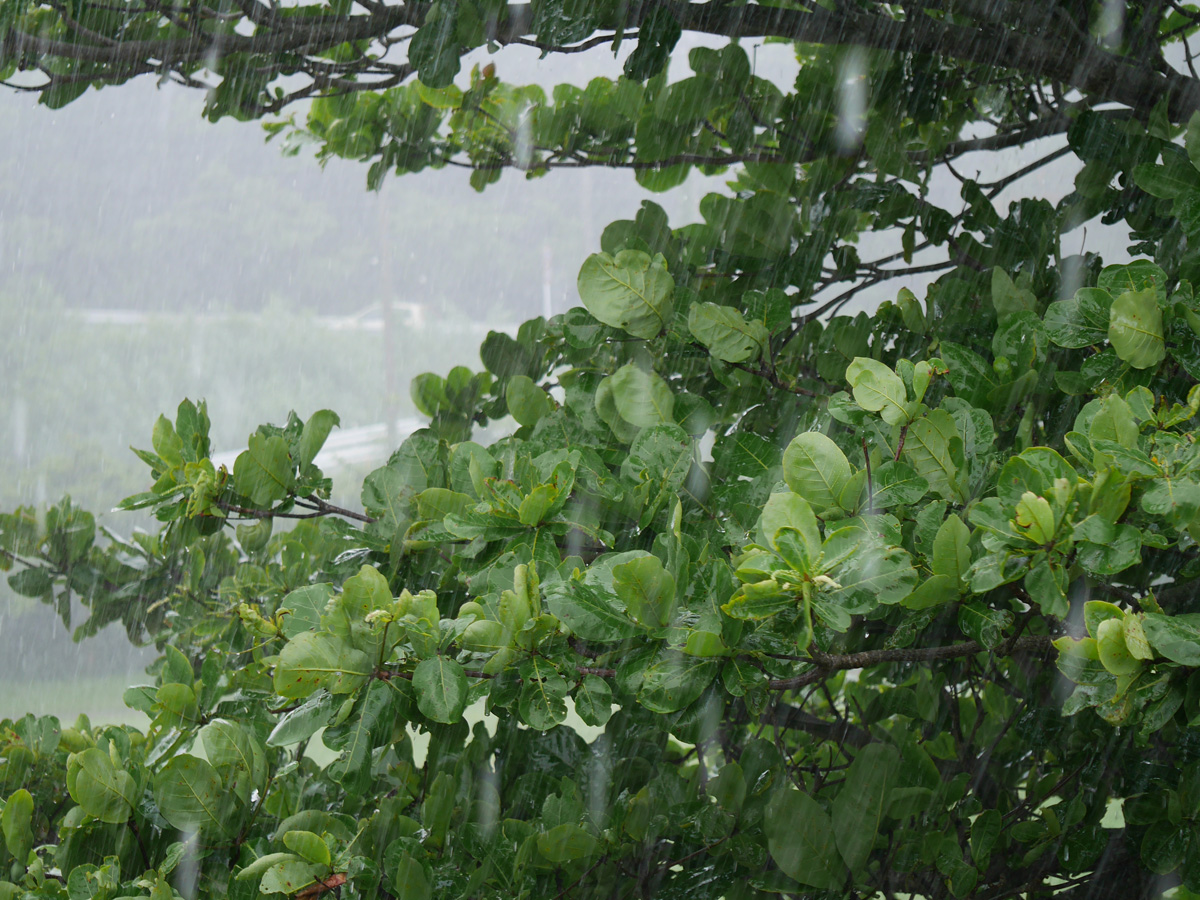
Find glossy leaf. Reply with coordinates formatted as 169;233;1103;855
765;788;847;890
577;250;674;339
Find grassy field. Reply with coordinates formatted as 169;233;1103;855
0;674;149;727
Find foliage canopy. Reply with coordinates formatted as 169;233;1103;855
9;2;1200;899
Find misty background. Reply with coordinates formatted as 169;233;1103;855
0;34;1125;720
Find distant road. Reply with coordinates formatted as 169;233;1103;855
70;304;519;336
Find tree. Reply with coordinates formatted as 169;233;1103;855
6;1;1200;898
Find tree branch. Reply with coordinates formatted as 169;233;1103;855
767;634;1053;691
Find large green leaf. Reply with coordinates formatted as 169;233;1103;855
765;788;847;890
2;789;33;863
153;755;232;837
279;584;334;639
68;748;136;824
637;654;719;713
903;410;964;502
200;719;266;802
1142;614;1200;666
1108;288;1165;369
573;675;613;727
1044;288;1112;348
297;409;340;470
391;852;432;900
538;824;600;862
687;302;768;363
577;249;674;339
507;375;553;427
931;514;971;587
325;679;398;789
233;432;294;506
782;432;852;512
266;691;336;746
824;541;917;612
613;554;676;629
543;580;641;641
412;657;468;724
846;357;909;425
273;632;373;699
609;363;675;427
831;744;900;873
518;662;569;731
758;491;821;568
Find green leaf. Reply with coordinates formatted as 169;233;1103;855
200;719;266;801
613;554;676;628
687;302;769;363
297;409;340;470
1133;156;1198;199
621;424;692;527
538;824;600;862
266;691;336;746
282;831;331;867
765;788;847;890
577;249;674;339
279;584;335;639
1187;111;1200;172
870;460;928;508
1;789;33;863
519;669;568;731
712;432;781;477
846;357;909;425
416;488;474;522
609;363;675;427
1044;288;1112;348
152;414;184;468
1025;558;1069;618
903;410;964;502
413;657;468;723
782;432;852;512
233;432;294;506
1143;614;1200;666
408;4;461;88
831;744;900;873
7;568;52;599
824;540;917;612
68;748;136;824
637;654;719;713
340;563;393;618
958;602;1013;649
544;580;641;641
236;853;305;882
507;375;552;427
970;809;1001;865
931;514;970;587
260;859;320;895
1141;821;1189;874
153;755;232;837
325;680;398;790
991;268;1037;321
1108;288;1165;369
273;632;373;699
1096;617;1142;676
624;5;681;80
573;675;613;727
391;852;432;900
758;491;821;569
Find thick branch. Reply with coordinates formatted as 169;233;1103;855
7;1;1199;123
767;633;1053;690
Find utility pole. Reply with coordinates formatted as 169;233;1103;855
542;242;553;321
380;202;398;448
